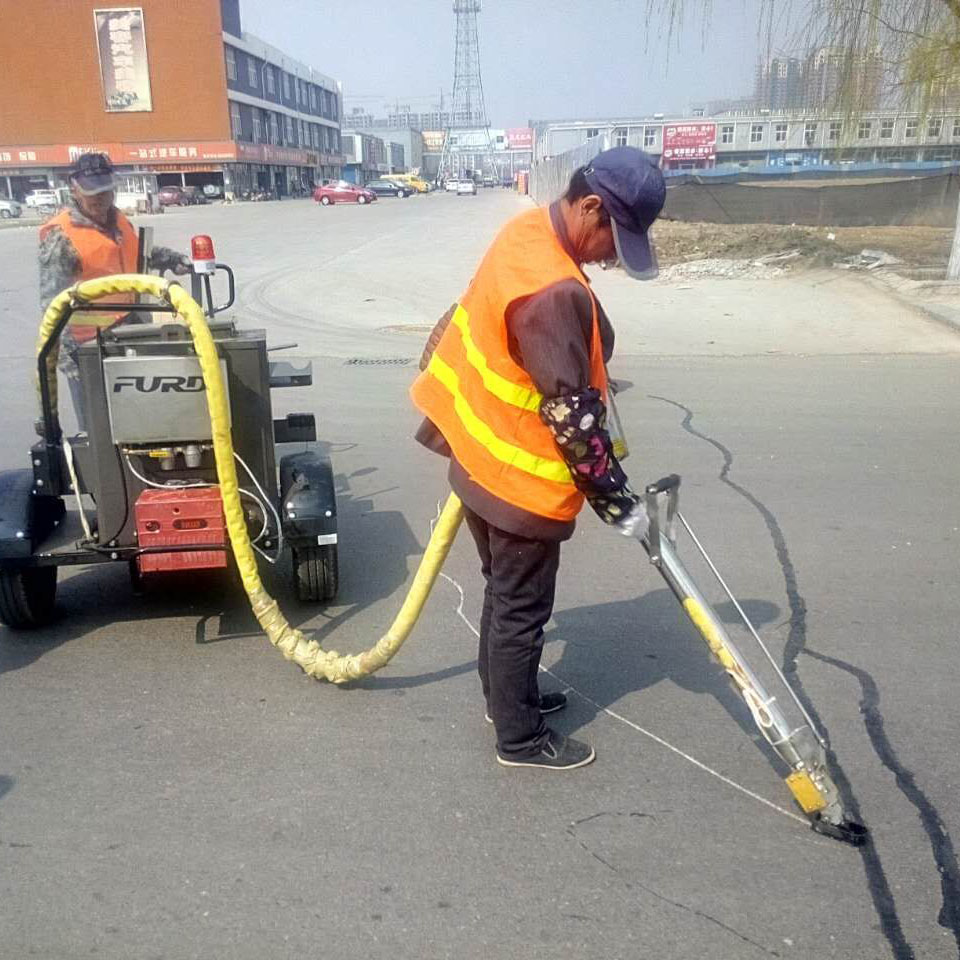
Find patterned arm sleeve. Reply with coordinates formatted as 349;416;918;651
147;245;191;274
38;226;82;312
540;388;642;526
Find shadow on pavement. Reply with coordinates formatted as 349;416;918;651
0;775;14;803
0;464;423;674
362;583;783;767
545;590;783;761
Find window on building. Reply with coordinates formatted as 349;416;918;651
858;120;871;139
264;65;275;96
804;122;817;145
880;119;895;139
721;125;734;144
905;118;918;138
310;87;317;112
284;115;294;144
252;112;262;143
953;119;960;138
270;114;279;145
225;47;237;81
230;102;242;139
643;127;656;148
774;123;787;143
828;120;842;141
750;123;764;143
282;73;291;100
928;117;943;138
247;58;258;89
614;127;628;147
586;127;599;139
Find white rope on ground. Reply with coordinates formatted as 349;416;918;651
429;502;807;825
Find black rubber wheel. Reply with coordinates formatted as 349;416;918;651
0;210;10;219
320;195;331;205
293;545;338;602
357;195;367;205
0;566;58;629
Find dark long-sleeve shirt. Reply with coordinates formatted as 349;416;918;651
416;201;639;540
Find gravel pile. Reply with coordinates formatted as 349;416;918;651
655;258;786;281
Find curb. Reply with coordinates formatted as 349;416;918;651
868;270;960;337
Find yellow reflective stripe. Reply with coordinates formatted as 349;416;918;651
450;305;542;412
427;352;573;485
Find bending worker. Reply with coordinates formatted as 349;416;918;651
38;152;191;430
412;147;667;771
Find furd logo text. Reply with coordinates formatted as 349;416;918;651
113;375;206;394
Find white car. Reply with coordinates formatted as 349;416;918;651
0;197;22;219
444;179;460;193
457;180;478;196
25;189;61;209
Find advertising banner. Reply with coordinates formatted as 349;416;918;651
94;7;153;113
422;130;447;152
506;128;533;150
662;122;717;162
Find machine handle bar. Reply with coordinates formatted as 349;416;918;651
645;474;681;496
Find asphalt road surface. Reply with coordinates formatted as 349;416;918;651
1;191;959;960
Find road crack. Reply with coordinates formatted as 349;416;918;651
651;394;960;960
567;824;781;957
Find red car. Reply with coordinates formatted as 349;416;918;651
158;185;189;207
313;181;376;205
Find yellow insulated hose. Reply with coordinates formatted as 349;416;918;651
38;275;464;682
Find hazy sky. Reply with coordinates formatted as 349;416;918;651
238;0;770;127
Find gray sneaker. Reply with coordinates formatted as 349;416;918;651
496;729;595;770
485;691;566;724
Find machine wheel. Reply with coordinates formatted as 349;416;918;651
293;545;338;602
357;194;367;205
0;566;58;629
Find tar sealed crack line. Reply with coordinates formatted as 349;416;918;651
648;394;959;960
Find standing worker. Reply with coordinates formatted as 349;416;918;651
37;152;191;431
412;147;667;771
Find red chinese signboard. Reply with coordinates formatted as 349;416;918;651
0;140;325;169
0;141;237;167
662;123;717;162
505;128;533;150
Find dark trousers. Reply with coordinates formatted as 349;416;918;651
463;506;561;758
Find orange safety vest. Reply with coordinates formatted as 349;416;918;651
40;208;139;343
411;206;608;522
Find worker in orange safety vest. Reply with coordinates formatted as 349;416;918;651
412;147;667;771
38;152;191;432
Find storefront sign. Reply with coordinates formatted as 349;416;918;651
0;141;238;167
94;7;153;113
662;123;717;161
236;143;320;166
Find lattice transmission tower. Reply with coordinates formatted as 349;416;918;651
437;0;500;182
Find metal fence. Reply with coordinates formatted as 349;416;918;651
529;134;608;205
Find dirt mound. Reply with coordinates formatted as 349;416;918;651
650;220;952;273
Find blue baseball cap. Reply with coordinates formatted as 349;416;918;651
583;147;666;280
69;152;116;196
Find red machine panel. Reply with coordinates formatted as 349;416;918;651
135;487;227;574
